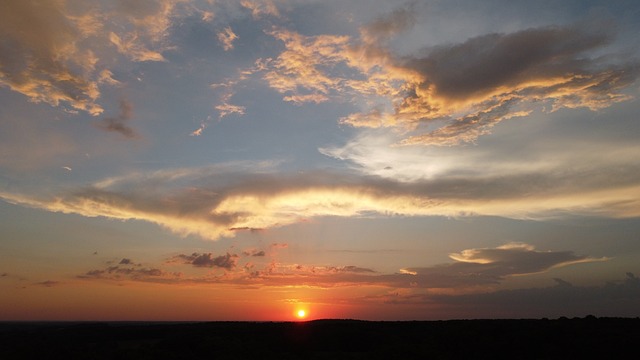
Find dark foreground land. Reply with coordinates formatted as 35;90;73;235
1;317;639;359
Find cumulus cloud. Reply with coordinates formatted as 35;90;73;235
96;100;139;139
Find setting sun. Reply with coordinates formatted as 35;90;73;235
296;309;307;319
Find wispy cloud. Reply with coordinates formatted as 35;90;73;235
217;27;239;51
240;0;281;19
96;100;139;139
2;158;640;241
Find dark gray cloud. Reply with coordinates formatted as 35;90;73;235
393;21;640;145
173;252;239;270
96;100;139;139
399;243;598;288
360;1;418;43
79;264;178;281
35;280;60;287
243;249;266;257
405;24;612;101
334;265;376;273
425;272;640;318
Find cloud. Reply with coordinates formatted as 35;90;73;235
422;272;640;318
2;157;640;241
96;100;140;139
243;249;266;257
0;0;103;115
213;87;246;118
171;252;239;270
35;280;60;287
393;23;639;145
359;1;418;44
240;0;280;19
79;264;180;282
258;28;351;104
73;243;608;317
0;0;202;117
225;243;602;291
217;27;239;51
108;32;166;62
231;9;638;146
399;242;603;289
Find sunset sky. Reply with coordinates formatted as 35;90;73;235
1;0;640;321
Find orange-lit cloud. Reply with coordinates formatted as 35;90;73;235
240;0;281;19
2;158;640;241
217;27;238;51
230;14;638;146
77;243;601;293
0;1;103;115
0;0;187;116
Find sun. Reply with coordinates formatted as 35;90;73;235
296;309;307;319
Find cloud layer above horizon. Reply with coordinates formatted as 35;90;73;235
1;0;640;320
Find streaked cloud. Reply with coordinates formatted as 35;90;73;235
2;156;640;241
240;0;280;19
217;27;238;51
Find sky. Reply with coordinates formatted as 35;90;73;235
1;0;640;321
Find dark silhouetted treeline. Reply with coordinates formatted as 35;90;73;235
1;317;639;359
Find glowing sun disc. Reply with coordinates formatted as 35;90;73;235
296;309;306;318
